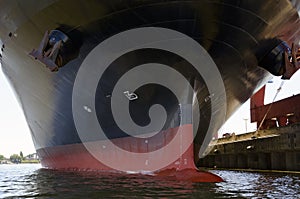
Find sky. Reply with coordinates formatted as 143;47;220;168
0;68;35;157
0;64;299;158
220;71;300;135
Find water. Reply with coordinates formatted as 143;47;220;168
0;164;300;198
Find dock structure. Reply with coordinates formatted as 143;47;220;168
199;87;300;171
198;123;300;171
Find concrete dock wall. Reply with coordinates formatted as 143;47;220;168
198;123;300;171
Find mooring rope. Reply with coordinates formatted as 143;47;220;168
256;81;285;132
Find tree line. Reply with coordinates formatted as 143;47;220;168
0;151;26;163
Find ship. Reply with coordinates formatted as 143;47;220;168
0;0;299;182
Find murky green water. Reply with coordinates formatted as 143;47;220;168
0;164;299;198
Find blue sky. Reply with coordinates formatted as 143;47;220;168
0;65;299;157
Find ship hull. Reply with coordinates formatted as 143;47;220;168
0;0;299;179
38;124;194;171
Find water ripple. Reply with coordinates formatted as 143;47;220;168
0;164;299;198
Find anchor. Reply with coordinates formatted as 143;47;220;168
29;30;68;72
282;43;300;79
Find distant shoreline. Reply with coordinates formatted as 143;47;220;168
0;160;40;164
21;160;40;164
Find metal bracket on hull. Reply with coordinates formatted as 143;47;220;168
282;43;300;79
257;40;300;80
29;30;68;72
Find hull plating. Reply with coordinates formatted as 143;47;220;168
0;0;299;176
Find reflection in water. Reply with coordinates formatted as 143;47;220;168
0;164;299;198
212;170;300;199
